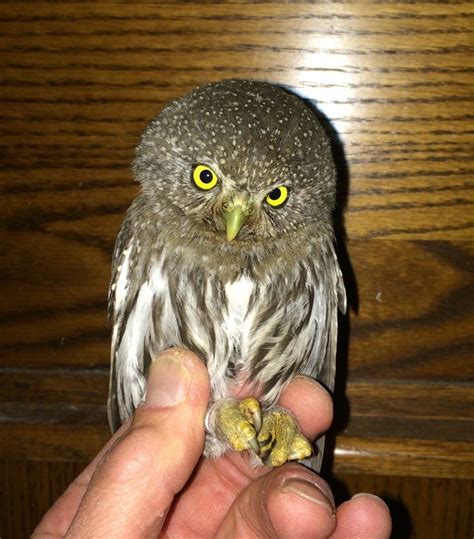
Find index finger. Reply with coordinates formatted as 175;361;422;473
278;375;333;441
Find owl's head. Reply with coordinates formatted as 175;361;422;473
134;80;336;248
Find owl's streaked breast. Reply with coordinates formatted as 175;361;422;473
113;248;257;412
110;225;341;431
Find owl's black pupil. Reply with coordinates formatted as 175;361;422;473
268;188;281;200
199;169;213;184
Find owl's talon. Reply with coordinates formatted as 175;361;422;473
216;398;262;455
289;433;313;461
215;400;311;465
257;408;312;467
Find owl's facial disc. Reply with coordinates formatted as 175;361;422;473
222;194;253;241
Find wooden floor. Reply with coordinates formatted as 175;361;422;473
1;2;473;537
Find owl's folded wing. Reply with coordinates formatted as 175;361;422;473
302;247;346;472
107;203;151;432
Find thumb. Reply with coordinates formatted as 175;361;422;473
216;465;336;539
67;348;210;538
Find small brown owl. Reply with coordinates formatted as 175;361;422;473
108;79;346;470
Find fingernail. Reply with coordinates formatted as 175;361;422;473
352;493;390;511
144;354;191;408
281;478;335;517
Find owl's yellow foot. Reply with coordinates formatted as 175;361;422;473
258;408;312;467
214;399;311;466
217;397;262;455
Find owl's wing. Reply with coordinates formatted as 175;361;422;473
314;253;346;394
107;203;151;433
303;247;346;472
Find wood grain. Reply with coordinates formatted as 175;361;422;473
333;437;474;479
0;2;473;538
1;460;85;539
335;472;474;539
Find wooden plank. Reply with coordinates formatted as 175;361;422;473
334;472;474;539
333;437;474;479
1;460;85;539
0;421;109;462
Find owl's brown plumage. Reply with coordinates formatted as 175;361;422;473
108;79;345;470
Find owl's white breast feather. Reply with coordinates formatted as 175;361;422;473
223;277;254;347
220;275;256;380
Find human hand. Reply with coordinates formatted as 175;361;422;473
33;348;391;538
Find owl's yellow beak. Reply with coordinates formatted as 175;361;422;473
223;196;252;241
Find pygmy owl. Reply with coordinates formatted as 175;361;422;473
108;79;346;470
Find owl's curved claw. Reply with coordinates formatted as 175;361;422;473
239;397;262;434
251;410;262;434
248;435;261;456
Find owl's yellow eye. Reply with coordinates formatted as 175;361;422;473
192;165;218;191
265;186;288;207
